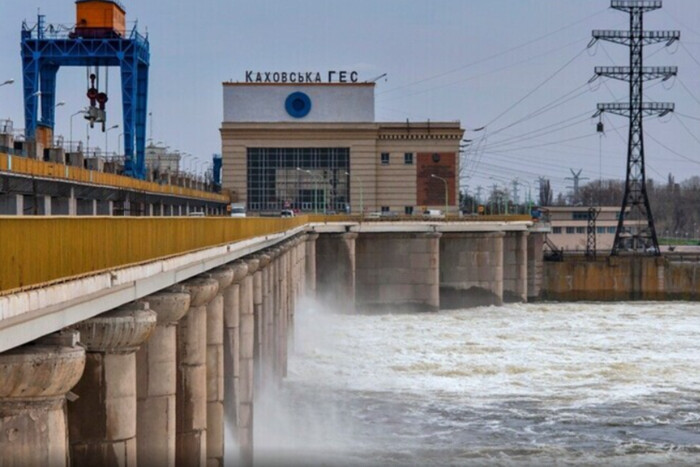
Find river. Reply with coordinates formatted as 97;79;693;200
253;301;700;465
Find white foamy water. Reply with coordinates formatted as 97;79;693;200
253;301;700;466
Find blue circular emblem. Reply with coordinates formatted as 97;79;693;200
285;92;312;118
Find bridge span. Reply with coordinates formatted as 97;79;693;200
0;215;542;466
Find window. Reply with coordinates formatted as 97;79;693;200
381;206;390;213
566;227;575;234
552;227;562;234
576;227;585;234
607;226;616;234
381;152;390;165
404;206;414;215
596;227;605;234
404;152;414;164
246;147;349;214
572;212;589;220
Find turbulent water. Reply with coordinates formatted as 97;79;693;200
253;301;700;466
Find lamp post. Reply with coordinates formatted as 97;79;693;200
344;171;363;215
0;79;14;87
117;132;124;156
105;124;119;157
489;176;511;215
70;109;87;152
296;167;326;214
431;174;448;218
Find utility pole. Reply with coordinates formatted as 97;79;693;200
511;180;520;207
565;169;588;205
586;207;600;259
590;0;678;256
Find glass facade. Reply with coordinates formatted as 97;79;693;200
247;148;350;213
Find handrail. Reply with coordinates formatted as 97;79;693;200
0;153;228;203
0;216;308;294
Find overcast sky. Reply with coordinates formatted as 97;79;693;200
1;0;700;199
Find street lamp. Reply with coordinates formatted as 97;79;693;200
514;179;533;215
489;176;511;215
431;174;448;218
105;124;119;156
0;79;14;87
70;109;87;152
296;167;326;214
344;171;363;215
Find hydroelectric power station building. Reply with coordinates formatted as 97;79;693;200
220;72;464;215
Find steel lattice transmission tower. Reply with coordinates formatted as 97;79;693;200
590;0;679;256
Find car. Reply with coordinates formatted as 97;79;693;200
188;211;205;217
230;204;246;218
423;209;444;218
280;209;295;217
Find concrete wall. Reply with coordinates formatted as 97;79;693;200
439;232;504;308
316;232;357;312
542;255;700;301
541;256;666;301
356;232;440;312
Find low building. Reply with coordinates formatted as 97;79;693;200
220;76;463;215
543;206;623;252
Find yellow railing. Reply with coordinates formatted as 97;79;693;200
0;153;229;203
307;214;533;223
0;216;307;294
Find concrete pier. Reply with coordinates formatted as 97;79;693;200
252;253;270;392
136;289;191;467
223;261;249;451
206;268;234;467
68;303;157;466
316;232;357;312
503;231;529;302
0;331;85;467
527;232;544;300
177;277;219;467
239;257;259;465
440;232;505;308
356;232;441;312
304;233;319;297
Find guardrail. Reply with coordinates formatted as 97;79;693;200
0;153;228;203
0;216;307;294
306;214;534;223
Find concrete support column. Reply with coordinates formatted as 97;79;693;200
252;253;270;392
136;290;191;467
177;277;220;467
0;331;85;467
440;232;505;308
68;188;77;216
527;232;545;301
503;231;529;302
206;268;234;467
280;242;292;378
68;303;157;466
223;261;249;453
316;232;357;313
16;194;24;215
266;248;281;384
304;233;319;297
44;195;52;215
239;258;259;465
356;232;441;312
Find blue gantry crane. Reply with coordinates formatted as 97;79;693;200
21;0;150;179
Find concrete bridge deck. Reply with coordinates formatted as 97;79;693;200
0;214;542;466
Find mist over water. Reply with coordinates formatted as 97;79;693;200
252;301;700;465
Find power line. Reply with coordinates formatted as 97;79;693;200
377;8;609;97
482;46;589;129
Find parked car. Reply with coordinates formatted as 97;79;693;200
423;209;444;218
280;209;295;217
230;205;246;218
